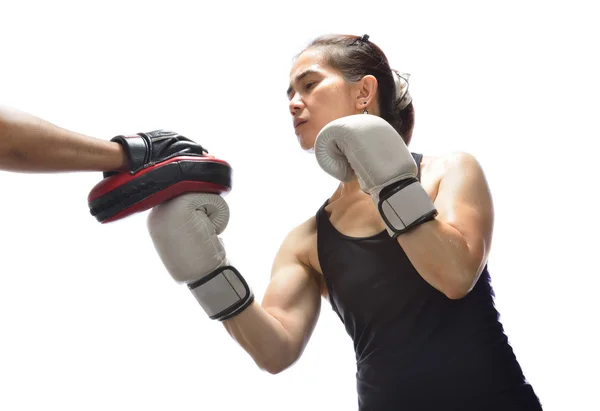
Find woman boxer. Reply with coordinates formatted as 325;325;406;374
146;34;543;410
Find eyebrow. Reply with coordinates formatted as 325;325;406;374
286;69;320;99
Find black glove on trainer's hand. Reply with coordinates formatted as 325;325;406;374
105;129;208;178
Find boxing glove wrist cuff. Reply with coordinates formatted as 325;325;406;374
187;265;254;321
109;134;152;176
377;177;438;238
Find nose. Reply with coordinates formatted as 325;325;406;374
289;95;304;116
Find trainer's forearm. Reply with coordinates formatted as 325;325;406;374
0;105;128;173
222;301;293;374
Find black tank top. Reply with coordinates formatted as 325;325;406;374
315;153;542;411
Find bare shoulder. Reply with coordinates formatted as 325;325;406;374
273;215;318;272
422;151;483;176
273;215;327;295
419;152;487;201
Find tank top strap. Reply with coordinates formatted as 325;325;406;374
315;198;329;227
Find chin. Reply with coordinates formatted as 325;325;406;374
302;145;315;154
301;142;316;153
297;133;316;152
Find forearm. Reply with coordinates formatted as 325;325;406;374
397;219;479;299
222;300;294;374
0;105;128;173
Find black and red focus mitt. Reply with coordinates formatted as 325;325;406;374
88;130;231;223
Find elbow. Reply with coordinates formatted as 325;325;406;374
253;340;298;375
442;270;478;300
444;287;470;300
261;362;287;375
257;354;295;375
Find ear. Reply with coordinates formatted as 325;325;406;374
354;75;378;112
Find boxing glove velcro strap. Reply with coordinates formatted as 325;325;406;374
378;177;438;238
187;265;254;321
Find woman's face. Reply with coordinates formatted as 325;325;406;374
287;48;363;151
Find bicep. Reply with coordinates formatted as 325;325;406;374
261;236;322;358
434;153;494;273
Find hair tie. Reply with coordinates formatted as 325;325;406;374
392;71;412;111
359;34;370;43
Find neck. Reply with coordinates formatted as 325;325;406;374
330;179;364;202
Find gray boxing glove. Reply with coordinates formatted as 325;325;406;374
147;193;253;321
315;114;438;237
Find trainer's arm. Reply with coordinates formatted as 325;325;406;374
222;224;321;374
0;105;128;173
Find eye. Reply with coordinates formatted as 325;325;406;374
304;81;316;91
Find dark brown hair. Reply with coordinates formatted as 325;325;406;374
299;34;415;145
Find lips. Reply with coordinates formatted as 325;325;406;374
294;118;307;129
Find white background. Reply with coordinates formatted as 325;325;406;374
1;1;598;410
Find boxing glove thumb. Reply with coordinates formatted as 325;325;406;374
314;123;356;183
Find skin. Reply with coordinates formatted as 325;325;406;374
0;105;129;173
0;105;211;172
223;47;495;374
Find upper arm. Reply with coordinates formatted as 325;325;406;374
261;221;322;361
434;152;495;276
0;107;12;159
